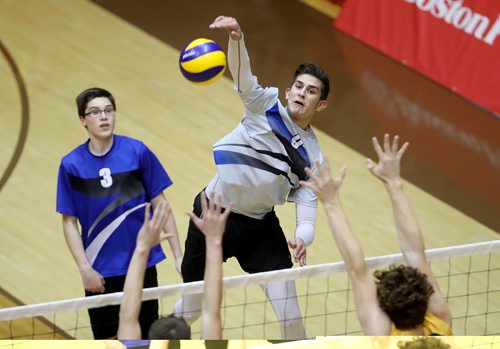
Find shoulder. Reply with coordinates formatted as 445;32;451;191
299;127;322;156
113;134;149;153
240;83;280;112
60;141;89;167
114;134;143;146
424;312;453;335
300;124;319;140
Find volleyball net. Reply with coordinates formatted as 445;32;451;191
0;240;498;339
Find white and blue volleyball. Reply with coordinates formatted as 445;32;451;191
179;38;226;85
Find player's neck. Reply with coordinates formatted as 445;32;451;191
88;135;114;156
291;112;313;130
292;117;311;131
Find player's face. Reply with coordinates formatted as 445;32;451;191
81;97;116;140
286;74;327;129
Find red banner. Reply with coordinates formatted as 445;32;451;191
335;0;500;115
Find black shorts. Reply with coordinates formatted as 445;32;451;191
181;191;293;282
85;266;159;339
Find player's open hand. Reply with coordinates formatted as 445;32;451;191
300;157;347;206
187;191;231;243
136;201;172;250
367;134;409;185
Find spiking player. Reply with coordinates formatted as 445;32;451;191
174;16;330;339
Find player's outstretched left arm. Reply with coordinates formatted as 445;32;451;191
300;158;391;335
118;202;172;340
367;134;452;326
187;191;232;340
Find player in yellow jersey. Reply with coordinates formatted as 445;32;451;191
301;134;452;335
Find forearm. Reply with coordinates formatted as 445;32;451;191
201;238;223;339
385;181;425;256
228;34;255;93
151;195;183;260
164;213;183;260
62;216;92;271
295;203;316;246
385;181;451;322
120;247;149;325
323;199;366;276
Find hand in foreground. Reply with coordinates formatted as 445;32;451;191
209;15;242;41
300;157;347;206
367;134;409;184
187;191;232;241
136;201;172;250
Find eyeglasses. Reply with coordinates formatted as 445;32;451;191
84;107;115;118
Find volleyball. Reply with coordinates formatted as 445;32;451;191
179;38;226;85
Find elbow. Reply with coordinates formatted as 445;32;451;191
346;262;367;280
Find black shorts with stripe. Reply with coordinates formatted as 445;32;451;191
85;266;159;339
181;190;293;282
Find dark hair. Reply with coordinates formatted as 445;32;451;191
374;265;434;330
76;87;116;117
397;337;451;349
290;63;330;100
147;314;191;339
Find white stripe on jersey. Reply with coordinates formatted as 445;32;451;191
85;203;146;266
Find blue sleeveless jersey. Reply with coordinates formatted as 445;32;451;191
56;135;172;277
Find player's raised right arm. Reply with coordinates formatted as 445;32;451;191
209;16;242;41
367;134;452;326
300;158;391;335
209;16;255;93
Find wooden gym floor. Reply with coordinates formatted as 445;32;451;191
0;0;498;340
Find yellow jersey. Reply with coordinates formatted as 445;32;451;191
390;312;452;336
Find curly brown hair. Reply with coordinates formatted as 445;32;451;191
374;265;434;329
397;336;450;349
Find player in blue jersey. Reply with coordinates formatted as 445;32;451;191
56;87;184;339
174;16;330;339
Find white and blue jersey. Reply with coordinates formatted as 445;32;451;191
207;80;322;219
56;134;172;277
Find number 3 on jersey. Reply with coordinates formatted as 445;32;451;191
99;168;113;188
